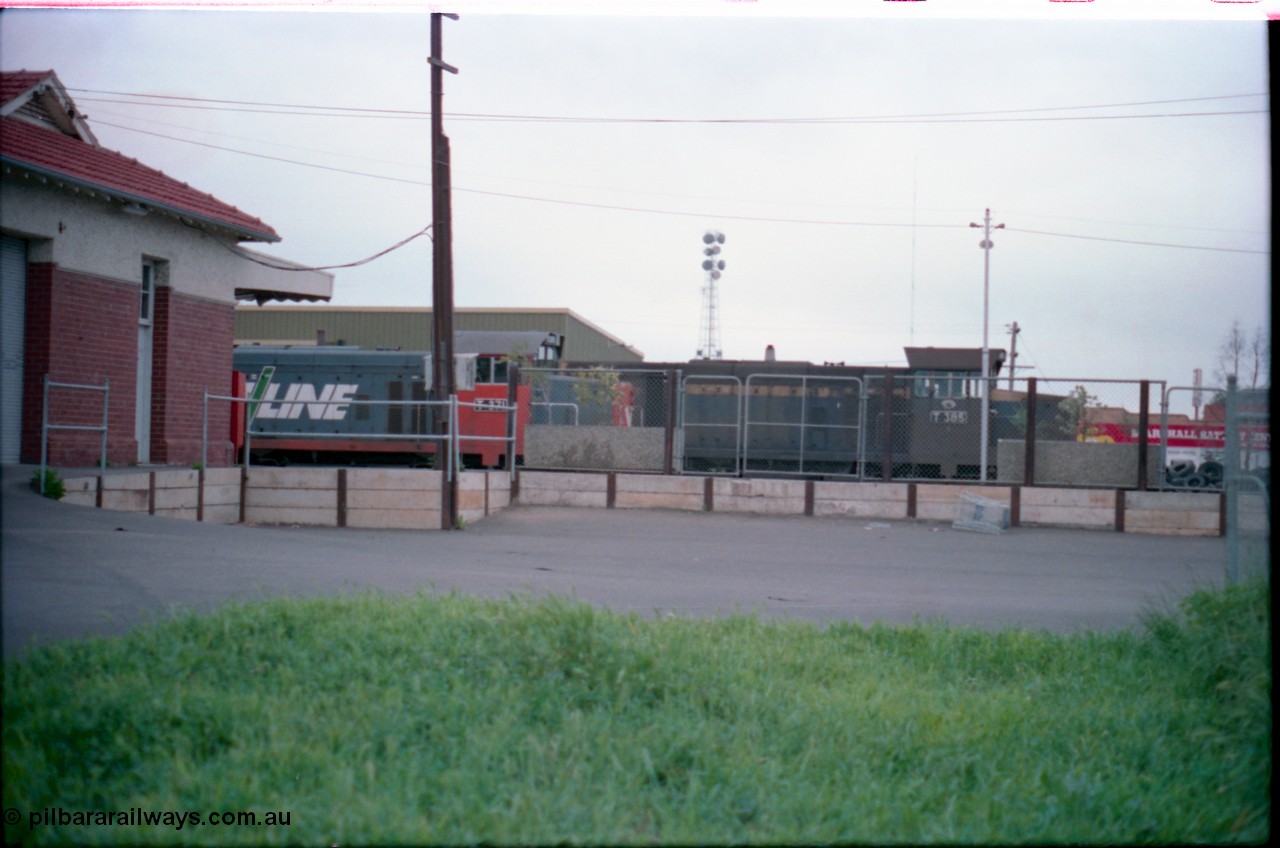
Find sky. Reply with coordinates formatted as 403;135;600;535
0;1;1271;412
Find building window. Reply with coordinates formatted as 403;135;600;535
140;258;168;323
140;261;156;324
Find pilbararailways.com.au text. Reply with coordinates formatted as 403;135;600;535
8;806;292;832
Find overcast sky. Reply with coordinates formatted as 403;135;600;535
1;2;1270;410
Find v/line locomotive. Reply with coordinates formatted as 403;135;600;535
231;331;563;468
232;337;1032;480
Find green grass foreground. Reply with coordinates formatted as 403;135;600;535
3;582;1271;845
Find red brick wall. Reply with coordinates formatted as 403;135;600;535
21;265;237;467
151;289;235;465
22;264;138;466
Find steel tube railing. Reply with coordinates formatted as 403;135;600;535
41;376;109;494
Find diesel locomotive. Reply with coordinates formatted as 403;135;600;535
232;337;1024;479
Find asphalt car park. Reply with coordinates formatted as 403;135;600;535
2;467;1228;657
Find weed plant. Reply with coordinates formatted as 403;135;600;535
3;581;1270;845
27;469;64;500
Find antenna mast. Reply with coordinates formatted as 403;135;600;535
697;230;726;359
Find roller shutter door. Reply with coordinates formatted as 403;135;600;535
1;235;28;464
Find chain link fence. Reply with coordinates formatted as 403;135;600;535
994;378;1161;489
1224;377;1269;584
863;372;986;481
514;365;1270;502
520;367;674;472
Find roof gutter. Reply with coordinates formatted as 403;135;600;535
0;155;281;243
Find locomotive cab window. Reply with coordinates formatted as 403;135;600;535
475;356;510;385
913;371;970;399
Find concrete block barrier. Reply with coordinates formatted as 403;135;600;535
51;465;1229;537
813;481;908;520
615;474;706;511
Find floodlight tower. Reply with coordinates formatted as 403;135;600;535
697;230;726;360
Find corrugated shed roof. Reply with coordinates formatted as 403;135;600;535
0;70;279;242
455;330;561;356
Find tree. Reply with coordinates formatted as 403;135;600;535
1058;384;1101;441
572;367;623;426
1214;320;1270;391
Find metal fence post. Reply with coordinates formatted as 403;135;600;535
1137;380;1150;491
100;379;109;478
1024;377;1037;486
857;379;868;481
40;374;50;495
1158;384;1170;485
664;369;677;475
1224;374;1239;585
202;389;209;473
881;374;894;482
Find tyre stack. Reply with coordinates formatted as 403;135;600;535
1165;459;1224;489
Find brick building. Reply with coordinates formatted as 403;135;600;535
1;70;331;467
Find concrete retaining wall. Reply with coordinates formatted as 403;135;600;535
516;471;609;508
202;468;243;525
247;468;339;527
1020;487;1117;531
813;481;909;519
713;477;807;515
615;474;705;511
54;467;1224;537
55;467;511;531
1124;490;1222;537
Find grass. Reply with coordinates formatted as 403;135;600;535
3;581;1270;845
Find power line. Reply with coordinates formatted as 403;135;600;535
446;109;1266;125
93;119;1268;252
89;119;964;229
87;106;431;172
92;119;433;187
90;112;1269;239
70;88;1267;124
1005;227;1269;255
188;221;433;271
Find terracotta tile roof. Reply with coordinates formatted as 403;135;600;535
0;71;279;242
0;70;51;105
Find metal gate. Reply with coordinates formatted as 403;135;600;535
742;373;865;476
679;374;742;475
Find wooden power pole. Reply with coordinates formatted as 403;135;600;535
430;12;459;529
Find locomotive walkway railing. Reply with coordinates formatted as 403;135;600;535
41;375;109;494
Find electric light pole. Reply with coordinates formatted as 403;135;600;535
969;208;1004;482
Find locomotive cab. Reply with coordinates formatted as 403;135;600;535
902;347;1005;479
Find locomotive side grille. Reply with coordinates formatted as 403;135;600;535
388;380;404;433
411;381;428;434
